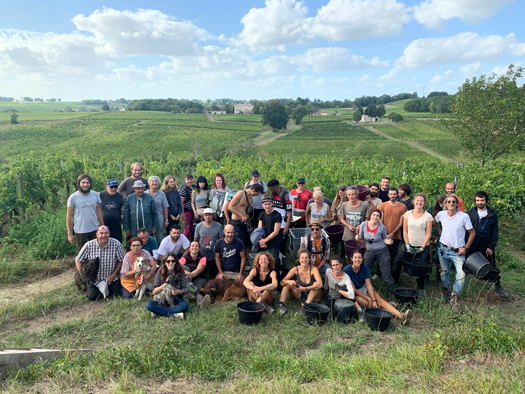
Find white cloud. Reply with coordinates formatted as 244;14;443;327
301;76;349;89
354;74;375;84
413;0;516;30
236;0;410;51
429;69;453;84
458;62;481;75
301;47;388;72
395;32;521;69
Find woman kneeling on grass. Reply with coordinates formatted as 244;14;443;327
146;252;192;319
277;248;323;316
343;249;412;325
324;256;364;315
243;251;278;314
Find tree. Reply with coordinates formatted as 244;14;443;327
101;104;110;111
364;103;377;117
10;113;18;124
392;113;403;123
65;106;72;112
262;100;289;132
352;105;363;123
443;64;525;165
376;104;386;118
292;105;311;125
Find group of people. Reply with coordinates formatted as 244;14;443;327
69;164;508;319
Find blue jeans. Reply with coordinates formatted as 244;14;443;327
438;246;466;296
146;299;188;317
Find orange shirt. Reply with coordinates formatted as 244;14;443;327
378;202;407;240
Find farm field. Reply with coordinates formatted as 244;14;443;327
384;99;446;118
301;114;354;123
373;120;455;140
214;114;263;123
321;107;354;114
0;112;97;122
281;122;384;140
0;101;125;113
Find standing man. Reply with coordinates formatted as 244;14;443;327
379;188;407;266
99;179;125;244
122;180;159;239
267;179;292;256
300;220;331;273
228;184;263;244
366;182;382;208
378;177;390;202
397;183;414;211
466;191;509;298
245;170;267;231
214;224;246;283
118;163;149;197
257;194;283;266
341;186;370;243
145;176;169;246
194;208;223;278
75;225;124;300
179;174;195;239
290;177;313;229
158;224;190;261
434;194;476;313
445;182;464;212
67;174;104;252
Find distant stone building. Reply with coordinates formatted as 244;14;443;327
360;114;379;123
210;110;227;115
313;111;332;116
119;107;126;111
234;104;254;114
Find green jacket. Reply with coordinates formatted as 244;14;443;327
123;193;159;237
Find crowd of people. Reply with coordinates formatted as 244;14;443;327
69;162;509;320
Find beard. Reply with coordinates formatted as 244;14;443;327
369;191;377;197
79;185;91;193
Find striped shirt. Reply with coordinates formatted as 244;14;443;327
152;270;192;299
76;238;125;283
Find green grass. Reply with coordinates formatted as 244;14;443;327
282;123;384;140
384;100;447;118
214;114;263;123
301;115;354;123
374;120;455;140
0;112;97;122
321;107;354;114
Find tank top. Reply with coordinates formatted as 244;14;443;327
252;269;275;287
295;266;315;287
181;252;206;279
310;203;328;227
195;192;208;207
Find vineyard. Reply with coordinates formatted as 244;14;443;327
373;120;454;140
214;114;263;123
281;123;384;140
301;115;354;123
0;112;97;122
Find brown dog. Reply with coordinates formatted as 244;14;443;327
199;279;247;303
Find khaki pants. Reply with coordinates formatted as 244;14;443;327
223;271;240;280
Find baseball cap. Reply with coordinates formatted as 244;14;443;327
251;169;261;177
203;208;215;215
107;179;119;187
297;177;305;184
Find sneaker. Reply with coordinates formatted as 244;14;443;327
278;302;287;316
357;309;365;323
400;309;413;325
172;312;185;319
263;303;275;315
450;297;463;314
151;312;159;319
443;290;451;303
494;284;510;298
186;282;198;294
371;274;378;280
201;294;211;309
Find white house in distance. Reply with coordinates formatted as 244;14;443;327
209;110;227;115
234;104;253;114
313;111;332;116
360;114;379;123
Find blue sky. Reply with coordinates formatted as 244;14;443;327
0;0;523;101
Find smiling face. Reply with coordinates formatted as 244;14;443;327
106;184;118;196
370;211;381;223
414;196;425;209
347;188;357;202
369;185;378;197
388;189;398;202
475;196;487;210
185;177;193;187
189;241;199;254
96;227;110;244
224;224;234;242
296;182;305;192
298;252;310;266
445;183;455;195
259;254;269;269
170;227;181;243
351;252;363;267
132;165;142;179
149;178;159;189
381;178;389;190
214;176;223;188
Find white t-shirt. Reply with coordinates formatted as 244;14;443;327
404;210;433;247
435;211;473;249
324;268;355;300
477;208;488;219
157;234;190;258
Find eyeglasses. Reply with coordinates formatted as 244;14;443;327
109;186;118;189
131;244;141;247
165;259;176;264
311;228;321;232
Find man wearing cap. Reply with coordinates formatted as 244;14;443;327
244;170;267;231
75;225;125;300
99;179;126;244
118;162;149;197
300;220;331;273
67;174;105;252
290;177;313;229
258;194;283;270
122;180;159;238
194;208;224;277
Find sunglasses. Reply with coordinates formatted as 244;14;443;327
311;228;321;232
166;259;176;263
109;186;118;189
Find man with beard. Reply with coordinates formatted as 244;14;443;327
366;182;382;208
397;183;414;210
99;179;125;244
118;162;149;197
67;174;104;251
214;224;246;283
122;180;159;238
379;188;407;267
341;186;370;243
445;182;464;212
158;224;190;261
378;177;390;202
194;208;223;278
466;191;509;298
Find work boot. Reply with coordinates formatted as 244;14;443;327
450;296;463;314
400;310;413;325
199;294;211;309
263;302;275;315
494;283;509;298
277;302;287;316
443;289;451;303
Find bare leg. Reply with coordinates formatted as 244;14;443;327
305;289;321;303
247;289;257;301
376;293;401;318
258;290;274;304
280;284;292;303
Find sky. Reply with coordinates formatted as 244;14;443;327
0;0;523;101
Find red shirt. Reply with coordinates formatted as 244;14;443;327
290;189;313;220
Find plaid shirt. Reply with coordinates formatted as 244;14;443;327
76;238;125;283
300;232;330;267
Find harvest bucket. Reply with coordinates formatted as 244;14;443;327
345;240;366;259
464;252;491;279
325;224;345;245
331;299;356;324
403;257;428;278
237;301;265;325
357;185;368;201
364;308;393;332
394;288;419;305
303;303;331;326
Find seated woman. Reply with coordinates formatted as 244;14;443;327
355;208;395;295
276;248;323;316
305;187;334;227
120;237;157;299
180;241;211;309
243;251;278;314
344;250;412;325
146;252;191;318
324;256;362;313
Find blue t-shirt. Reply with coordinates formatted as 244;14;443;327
142;236;158;255
343;264;371;290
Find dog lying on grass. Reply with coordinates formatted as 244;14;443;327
199;279;247;303
75;257;99;291
133;256;155;301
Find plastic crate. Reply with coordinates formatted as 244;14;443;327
288;228;311;258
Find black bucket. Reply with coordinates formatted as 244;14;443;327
403;257;428;278
464;252;491;278
364;308;393;332
237;301;265;325
479;266;501;283
326;224;345;245
345;240;366;259
331;299;356;324
303;303;331;326
394;288;418;305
